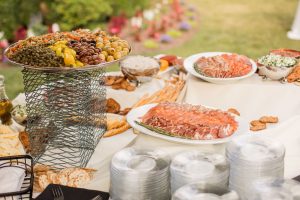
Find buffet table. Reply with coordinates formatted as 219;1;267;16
84;73;300;192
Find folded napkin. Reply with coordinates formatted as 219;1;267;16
35;184;109;200
0;166;25;194
0;166;25;200
293;175;300;182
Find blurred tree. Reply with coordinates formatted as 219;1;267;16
0;0;41;40
110;0;151;16
46;0;112;31
0;0;152;40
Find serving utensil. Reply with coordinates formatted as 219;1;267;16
52;186;64;200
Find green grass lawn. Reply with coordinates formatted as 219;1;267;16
1;0;300;99
0;66;24;99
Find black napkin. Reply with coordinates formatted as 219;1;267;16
35;184;109;200
293;175;300;182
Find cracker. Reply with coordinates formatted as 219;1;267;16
67;169;91;187
56;173;68;185
250;124;267;131
250;120;265;127
259;116;278;123
46;171;58;184
111;83;122;90
125;84;136;91
227;108;240;116
38;174;50;190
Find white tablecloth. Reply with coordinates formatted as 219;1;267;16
86;74;300;192
184;74;300;179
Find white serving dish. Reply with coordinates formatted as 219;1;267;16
127;103;249;145
184;52;257;84
258;65;295;80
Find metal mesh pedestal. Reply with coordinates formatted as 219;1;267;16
22;67;106;169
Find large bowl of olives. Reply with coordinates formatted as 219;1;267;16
5;29;131;71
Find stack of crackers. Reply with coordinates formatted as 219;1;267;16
33;164;96;192
250;116;279;131
105;76;136;91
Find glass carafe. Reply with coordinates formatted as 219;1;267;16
0;75;13;125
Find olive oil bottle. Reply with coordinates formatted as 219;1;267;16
0;75;13;125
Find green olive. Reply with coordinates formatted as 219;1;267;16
113;52;122;60
122;48;129;53
96;42;104;48
97;37;103;43
107;55;114;62
101;51;108;57
111;42;118;48
108;48;116;55
120;51;127;56
115;46;122;52
99;54;106;61
103;39;110;44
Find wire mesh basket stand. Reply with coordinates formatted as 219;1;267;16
0;155;34;200
22;67;106;169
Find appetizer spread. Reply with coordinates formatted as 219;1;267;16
6;29;130;68
194;54;252;78
120;55;160;82
138;102;238;140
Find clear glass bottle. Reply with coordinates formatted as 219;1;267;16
0;75;13;125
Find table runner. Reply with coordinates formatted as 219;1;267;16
30;73;299;194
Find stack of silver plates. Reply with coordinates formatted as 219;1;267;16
226;134;285;199
109;147;170;200
172;182;240;200
170;151;229;194
248;177;300;200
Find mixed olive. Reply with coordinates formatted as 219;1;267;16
6;29;130;68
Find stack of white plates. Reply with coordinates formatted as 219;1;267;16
109;147;170;200
172;182;240;200
226;134;285;199
248;177;300;200
170;151;229;194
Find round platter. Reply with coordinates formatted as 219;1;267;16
4;43;131;72
184;52;257;84
127;103;249;145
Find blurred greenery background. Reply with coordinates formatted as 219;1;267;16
1;0;300;98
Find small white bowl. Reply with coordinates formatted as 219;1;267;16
258;65;295;80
